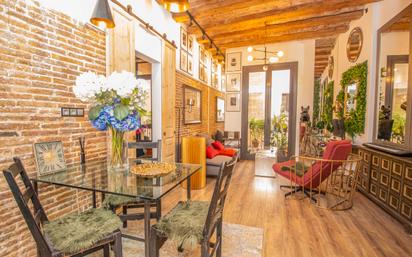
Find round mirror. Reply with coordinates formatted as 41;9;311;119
328;56;334;79
346;27;363;63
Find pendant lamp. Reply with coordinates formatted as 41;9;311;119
90;0;115;29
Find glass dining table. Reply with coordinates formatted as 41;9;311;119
30;158;202;257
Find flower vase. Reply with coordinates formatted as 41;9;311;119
108;127;128;171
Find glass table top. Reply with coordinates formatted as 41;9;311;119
31;159;201;201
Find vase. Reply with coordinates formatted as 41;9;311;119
107;127;128;171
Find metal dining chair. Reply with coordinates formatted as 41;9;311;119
149;159;236;257
103;140;162;228
3;157;123;257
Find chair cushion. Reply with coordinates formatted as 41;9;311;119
154;201;209;250
212;140;225;151
219;148;237;157
44;208;121;254
102;194;138;208
206;145;220;159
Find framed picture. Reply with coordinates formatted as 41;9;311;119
216;97;225;122
183;85;202;124
199;46;206;64
180;50;188;72
226;73;241;92
226;93;240;112
180;27;188;51
188;55;193;75
188;36;194;54
34;141;67;175
221;75;226;92
226;52;242;72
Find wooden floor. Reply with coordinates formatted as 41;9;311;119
159;160;412;257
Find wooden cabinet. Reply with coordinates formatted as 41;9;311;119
181;137;206;189
354;146;412;233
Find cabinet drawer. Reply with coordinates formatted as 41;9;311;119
379;172;390;187
403;184;412;202
370;182;378;197
378;187;388;203
381;157;391;172
389;194;400;211
392;161;403;177
401;201;412;221
405;166;412;183
390;177;402;195
371;168;379;182
363;151;371;164
362;165;369;177
372;155;380;167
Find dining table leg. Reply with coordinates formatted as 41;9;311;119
187;176;191;200
144;199;151;257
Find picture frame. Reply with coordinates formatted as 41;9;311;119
188;55;193;75
226;52;242;72
180;50;188;72
188;36;194;54
216;97;225;122
183;85;202;124
226;93;240;112
34;141;67;175
221;75;226;92
226;73;241;92
180;27;188;51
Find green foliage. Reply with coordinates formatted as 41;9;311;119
313;79;321;124
113;104;129;120
249;118;264;143
392;113;406;144
88;105;103;120
336;61;368;138
321;81;334;131
271;113;288;150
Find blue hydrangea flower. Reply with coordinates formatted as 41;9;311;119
90;105;139;132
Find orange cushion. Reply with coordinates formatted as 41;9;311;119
206;146;220;159
212;141;225;151
219;148;237;157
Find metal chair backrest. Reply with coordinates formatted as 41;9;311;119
203;159;236;240
224;131;240;140
3;157;52;256
128;140;162;161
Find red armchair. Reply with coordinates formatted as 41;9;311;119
273;140;353;202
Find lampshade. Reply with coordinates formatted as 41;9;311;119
163;0;189;13
90;0;115;29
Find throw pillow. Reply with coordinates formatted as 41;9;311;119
206;146;220;159
219;148;237;157
212;141;225;151
281;162;309;177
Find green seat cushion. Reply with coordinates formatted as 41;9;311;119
102;194;138;208
44;208;122;254
281;161;309;177
155;201;209;250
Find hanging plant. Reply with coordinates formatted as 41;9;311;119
336;61;368;139
321;80;334;131
313;79;321;125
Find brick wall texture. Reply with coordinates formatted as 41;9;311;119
0;1;106;256
175;71;225;156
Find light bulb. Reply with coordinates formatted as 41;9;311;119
269;56;279;63
247;55;254;62
263;65;268;71
98;21;107;29
277;50;284;57
247;46;253;53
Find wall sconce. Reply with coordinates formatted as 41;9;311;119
380;67;387;78
186;98;195;113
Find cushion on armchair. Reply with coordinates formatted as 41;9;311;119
206;145;220;159
212;140;225;151
219;148;237;157
43;208;121;254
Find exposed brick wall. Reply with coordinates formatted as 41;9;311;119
0;1;106;256
175;71;224;159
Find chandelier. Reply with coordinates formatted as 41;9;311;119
246;23;284;71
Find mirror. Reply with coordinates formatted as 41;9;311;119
346;27;363;62
345;83;357;113
375;5;411;148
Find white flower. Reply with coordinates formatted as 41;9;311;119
105;71;138;98
73;72;105;101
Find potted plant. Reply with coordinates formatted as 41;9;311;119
249;118;264;148
73;71;147;170
271;113;288;162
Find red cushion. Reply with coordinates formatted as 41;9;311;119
219;148;237;157
212;141;225;151
206;146;220;159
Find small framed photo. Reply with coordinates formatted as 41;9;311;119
180;27;188;51
180;50;188;72
188;55;193;75
76;108;84;116
216;97;225;122
61;108;70;117
226;93;240;112
199;46;205;64
226;73;241;92
70;108;78;116
188;36;194;54
226;52;242;72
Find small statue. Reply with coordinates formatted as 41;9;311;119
380;105;391;120
300;106;311;123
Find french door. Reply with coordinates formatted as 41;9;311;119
241;63;298;160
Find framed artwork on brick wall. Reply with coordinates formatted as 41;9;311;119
183;85;202;124
226;52;242;72
34;141;67;175
180;27;188;51
226;93;240;112
226;73;241;92
216;97;225;122
180;50;188;72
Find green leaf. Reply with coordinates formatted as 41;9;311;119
88;105;103;120
114;104;130;121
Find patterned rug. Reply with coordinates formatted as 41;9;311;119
90;223;263;257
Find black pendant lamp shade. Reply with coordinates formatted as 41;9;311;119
90;0;115;29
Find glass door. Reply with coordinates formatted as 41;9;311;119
241;63;297;161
